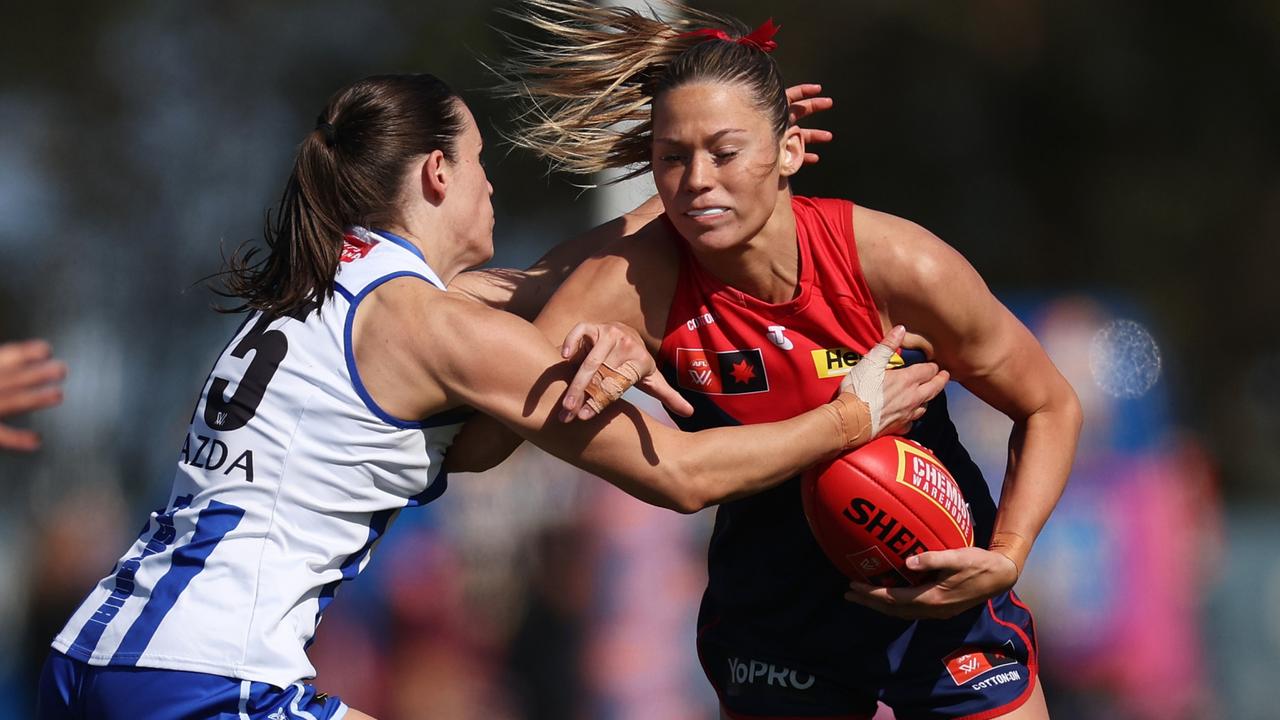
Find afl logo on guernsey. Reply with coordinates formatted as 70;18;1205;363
676;348;769;395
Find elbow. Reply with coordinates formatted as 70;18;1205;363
664;474;710;515
1025;379;1085;437
670;491;709;515
1062;383;1085;437
659;459;714;515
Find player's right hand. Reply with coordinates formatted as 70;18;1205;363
839;325;949;438
558;321;694;423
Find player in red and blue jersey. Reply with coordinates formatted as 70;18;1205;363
489;2;1084;717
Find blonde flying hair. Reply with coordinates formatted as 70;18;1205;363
493;0;789;182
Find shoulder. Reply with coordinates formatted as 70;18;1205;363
575;215;679;287
852;205;980;305
364;276;532;353
537;214;680;346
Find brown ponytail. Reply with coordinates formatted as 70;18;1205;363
217;73;466;316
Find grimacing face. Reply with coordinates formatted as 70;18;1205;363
651;81;797;252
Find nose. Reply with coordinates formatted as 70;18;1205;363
683;154;714;195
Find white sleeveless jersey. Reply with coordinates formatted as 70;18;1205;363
52;229;465;688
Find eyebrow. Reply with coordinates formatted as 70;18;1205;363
653;128;748;145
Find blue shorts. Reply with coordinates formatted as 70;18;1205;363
37;650;349;720
697;591;1038;720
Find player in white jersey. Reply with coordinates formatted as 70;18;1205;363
38;74;948;720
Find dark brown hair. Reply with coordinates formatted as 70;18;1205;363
492;0;788;182
219;73;466;316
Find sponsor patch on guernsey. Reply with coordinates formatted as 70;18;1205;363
676;348;768;394
811;347;904;379
943;647;1019;686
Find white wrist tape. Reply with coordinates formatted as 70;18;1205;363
841;340;895;436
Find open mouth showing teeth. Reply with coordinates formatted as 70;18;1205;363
686;208;728;217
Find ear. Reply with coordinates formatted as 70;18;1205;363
779;125;805;178
420;149;449;205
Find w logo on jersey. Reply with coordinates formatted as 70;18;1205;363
675;348;768;395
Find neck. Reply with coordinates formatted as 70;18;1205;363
688;192;798;303
379;214;468;287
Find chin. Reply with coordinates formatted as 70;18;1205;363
678;222;750;253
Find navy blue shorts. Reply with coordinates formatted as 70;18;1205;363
37;650;349;720
697;591;1038;720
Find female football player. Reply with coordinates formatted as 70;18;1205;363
36;72;947;719
487;2;1084;718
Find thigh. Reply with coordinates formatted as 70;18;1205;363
988;677;1047;720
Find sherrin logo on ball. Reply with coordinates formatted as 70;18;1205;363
801;437;974;587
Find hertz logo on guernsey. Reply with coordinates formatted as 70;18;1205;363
811;347;905;379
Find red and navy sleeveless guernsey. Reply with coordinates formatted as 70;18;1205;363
658;196;998;654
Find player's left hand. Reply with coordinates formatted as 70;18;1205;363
558;321;694;422
843;547;1019;620
0;339;67;452
785;83;834;165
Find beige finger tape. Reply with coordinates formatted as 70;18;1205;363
584;361;641;414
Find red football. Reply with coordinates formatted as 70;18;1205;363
802;436;974;587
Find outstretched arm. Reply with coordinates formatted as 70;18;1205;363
846;208;1083;619
373;283;886;512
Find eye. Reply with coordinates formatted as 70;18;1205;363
659;153;688;165
712;150;739;164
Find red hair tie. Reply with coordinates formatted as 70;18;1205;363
680;18;781;53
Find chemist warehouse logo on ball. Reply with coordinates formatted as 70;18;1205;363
943;645;1021;689
811;347;904;379
676;348;768;394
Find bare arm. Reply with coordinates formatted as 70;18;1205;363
358;278;861;512
443;224;670;473
848;208;1083;618
444;218;951;476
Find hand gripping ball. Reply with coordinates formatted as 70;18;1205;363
802;436;974;587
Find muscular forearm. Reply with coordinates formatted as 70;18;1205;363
989;396;1083;573
571;397;853;513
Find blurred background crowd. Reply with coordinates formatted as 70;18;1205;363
2;1;1278;718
